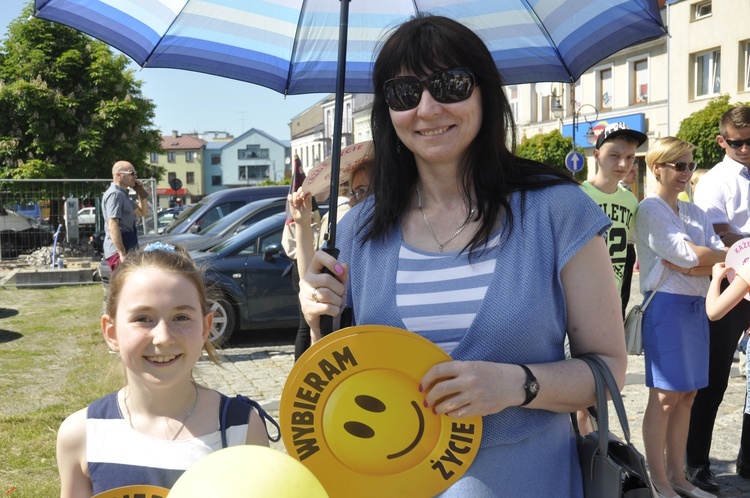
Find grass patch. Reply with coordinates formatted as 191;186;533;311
0;284;122;497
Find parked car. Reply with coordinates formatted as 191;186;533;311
0;206;53;257
193;212;297;343
78;207;98;224
158;186;289;238
138;208;182;235
156;197;287;252
12;200;43;222
98;212;298;343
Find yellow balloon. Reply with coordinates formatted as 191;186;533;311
169;446;329;498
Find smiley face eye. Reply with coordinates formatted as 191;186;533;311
355;394;386;412
344;421;375;438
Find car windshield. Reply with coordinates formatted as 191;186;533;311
199;204;256;236
162;202;202;234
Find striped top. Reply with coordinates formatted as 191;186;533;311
396;232;501;353
87;391;253;494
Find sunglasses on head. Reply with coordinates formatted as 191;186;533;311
383;68;476;111
724;137;750;149
662;162;697;173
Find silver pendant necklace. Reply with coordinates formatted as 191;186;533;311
416;185;476;253
123;381;199;440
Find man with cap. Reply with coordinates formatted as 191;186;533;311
582;122;647;292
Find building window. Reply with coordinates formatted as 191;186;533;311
186;172;194;184
185;151;195;162
168;172;176;183
238;144;269;159
599;68;613;110
149;153;159;163
507;86;519;123
211;154;221;165
632;59;648;105
744;41;750;92
238;166;247;180
167;152;176;163
693;1;712;20
211;175;222;186
696;49;721;97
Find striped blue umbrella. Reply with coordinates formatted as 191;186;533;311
33;0;666;94
33;0;665;254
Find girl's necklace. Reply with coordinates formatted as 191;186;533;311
123;381;199;441
416;185;476;253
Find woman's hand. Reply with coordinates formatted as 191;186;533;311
419;361;524;418
712;261;729;282
299;249;348;341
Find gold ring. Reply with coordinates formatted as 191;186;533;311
312;288;320;302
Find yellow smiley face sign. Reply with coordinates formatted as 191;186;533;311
92;484;170;498
280;325;482;497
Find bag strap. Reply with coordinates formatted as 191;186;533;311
573;354;634;458
640;268;671;312
221;394;282;448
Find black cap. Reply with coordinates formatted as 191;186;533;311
595;122;648;149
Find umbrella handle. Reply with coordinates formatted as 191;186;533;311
320;247;341;336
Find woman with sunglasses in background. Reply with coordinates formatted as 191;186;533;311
634;137;726;498
299;15;626;496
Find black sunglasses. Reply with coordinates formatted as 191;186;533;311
383;68;476;111
724;137;750;149
663;162;698;172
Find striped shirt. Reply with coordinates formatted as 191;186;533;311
87;391;252;494
396;232;501;353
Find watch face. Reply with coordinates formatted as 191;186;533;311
529;381;540;395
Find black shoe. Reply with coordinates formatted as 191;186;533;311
685;465;720;492
737;457;750;479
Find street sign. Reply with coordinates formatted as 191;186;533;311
169;177;183;191
565;151;585;173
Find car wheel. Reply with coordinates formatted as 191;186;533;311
0;237;18;258
208;297;236;345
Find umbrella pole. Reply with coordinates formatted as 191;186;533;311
320;0;351;336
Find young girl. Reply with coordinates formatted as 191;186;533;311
707;261;750;321
57;242;278;497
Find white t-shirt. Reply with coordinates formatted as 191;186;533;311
694;155;750;234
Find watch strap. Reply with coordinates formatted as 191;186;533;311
518;364;538;407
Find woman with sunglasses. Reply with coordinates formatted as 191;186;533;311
634;137;726;498
299;15;626;496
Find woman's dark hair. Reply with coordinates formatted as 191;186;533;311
366;15;575;252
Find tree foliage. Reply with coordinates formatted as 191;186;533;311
0;3;162;179
676;94;750;169
516;128;586;180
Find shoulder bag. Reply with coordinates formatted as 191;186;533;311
573;354;656;498
624;269;670;355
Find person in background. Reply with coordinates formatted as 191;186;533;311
281;197;321;361
635;137;725;498
582;122;645;294
298;14;626;496
173;197;185;212
686;105;750;491
678;169;708;203
56;243;276;496
620;163;639;318
102;161;149;272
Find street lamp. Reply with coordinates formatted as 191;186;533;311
551;89;564;119
573;104;599;148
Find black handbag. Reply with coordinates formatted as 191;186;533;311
573;354;656;498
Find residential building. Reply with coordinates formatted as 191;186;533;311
289;97;330;173
149;131;207;209
217;128;291;187
203;141;226;196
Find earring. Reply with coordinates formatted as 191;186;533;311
396;138;402;154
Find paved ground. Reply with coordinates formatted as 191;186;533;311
193;272;750;496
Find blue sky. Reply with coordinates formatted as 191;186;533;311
1;1;328;142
